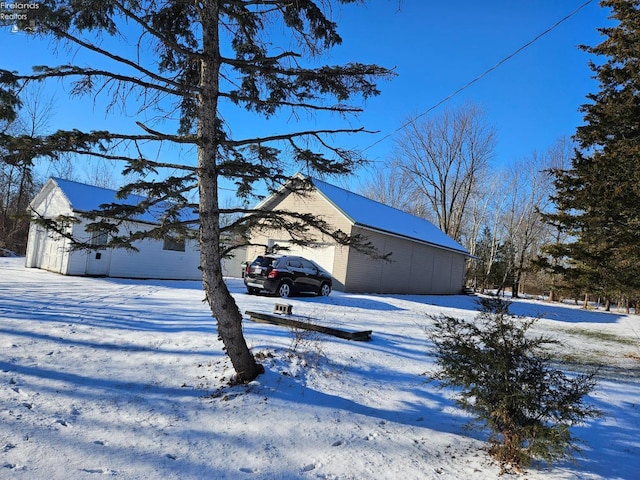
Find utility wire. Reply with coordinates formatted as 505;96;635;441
361;0;595;153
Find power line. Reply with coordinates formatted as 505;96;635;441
361;0;595;153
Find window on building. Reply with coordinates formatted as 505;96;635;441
163;236;185;252
90;230;109;248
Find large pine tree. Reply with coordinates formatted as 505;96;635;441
544;0;640;305
0;1;392;381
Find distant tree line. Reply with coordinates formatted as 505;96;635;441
360;104;572;300
361;1;640;310
0;86;51;254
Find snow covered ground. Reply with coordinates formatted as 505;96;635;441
1;257;639;479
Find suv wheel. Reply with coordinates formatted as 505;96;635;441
277;281;292;298
319;282;331;296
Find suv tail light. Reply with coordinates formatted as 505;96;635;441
267;269;279;279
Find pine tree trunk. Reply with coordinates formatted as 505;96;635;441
197;1;261;383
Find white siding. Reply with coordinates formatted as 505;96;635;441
107;238;201;280
27;180;203;280
65;221;93;275
30;181;74;218
25;223;66;273
26;179;74;273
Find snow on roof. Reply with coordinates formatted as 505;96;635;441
311;177;470;255
51;176;467;253
51;177;195;224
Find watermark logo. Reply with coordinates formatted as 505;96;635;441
1;2;40;33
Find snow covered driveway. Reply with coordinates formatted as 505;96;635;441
1;258;639;479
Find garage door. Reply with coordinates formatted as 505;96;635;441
271;241;335;274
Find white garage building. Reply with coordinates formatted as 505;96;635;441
25;178;209;279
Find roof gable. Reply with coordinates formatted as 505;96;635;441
311;178;469;255
29;178;72;216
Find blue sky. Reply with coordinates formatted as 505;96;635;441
1;1;610;193
331;1;608;168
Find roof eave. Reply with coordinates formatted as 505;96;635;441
354;223;471;256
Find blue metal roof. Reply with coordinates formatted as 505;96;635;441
52;177;196;224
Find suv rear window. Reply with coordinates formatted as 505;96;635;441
251;256;275;267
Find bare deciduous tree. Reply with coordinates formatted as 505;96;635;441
495;138;574;297
393;103;495;241
359;163;415;213
0;85;55;253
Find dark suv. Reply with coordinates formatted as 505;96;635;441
244;255;332;297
